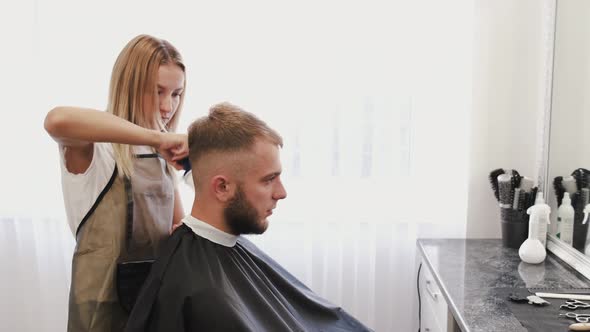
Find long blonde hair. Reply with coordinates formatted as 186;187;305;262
107;34;186;178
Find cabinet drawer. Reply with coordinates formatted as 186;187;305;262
421;296;444;332
420;260;449;331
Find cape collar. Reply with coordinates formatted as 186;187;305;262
182;215;239;247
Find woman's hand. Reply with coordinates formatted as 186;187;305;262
156;132;189;169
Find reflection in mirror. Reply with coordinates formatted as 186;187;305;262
547;0;590;255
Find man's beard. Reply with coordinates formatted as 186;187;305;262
223;185;268;235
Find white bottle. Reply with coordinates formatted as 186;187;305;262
519;221;547;264
556;192;575;246
528;192;551;247
519;193;550;264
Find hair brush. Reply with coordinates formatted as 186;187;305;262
572;168;590;189
511;173;522;192
517;187;526;211
498;174;514;208
525;186;539;211
489;168;506;201
553;176;565;206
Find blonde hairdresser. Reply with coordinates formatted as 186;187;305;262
45;34;188;331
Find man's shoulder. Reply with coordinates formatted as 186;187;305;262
149;225;195;285
159;224;200;269
235;235;262;252
235;236;278;265
159;225;223;284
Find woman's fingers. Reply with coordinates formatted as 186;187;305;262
171;149;188;161
158;133;188;162
169;160;184;170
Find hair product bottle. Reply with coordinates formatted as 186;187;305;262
518;224;546;264
556;192;575;246
519;193;551;264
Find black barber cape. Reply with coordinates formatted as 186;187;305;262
125;223;372;332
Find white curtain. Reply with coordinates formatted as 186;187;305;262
1;0;472;330
0;217;74;331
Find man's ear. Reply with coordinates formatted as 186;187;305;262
211;175;233;202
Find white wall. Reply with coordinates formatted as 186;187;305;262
467;0;553;238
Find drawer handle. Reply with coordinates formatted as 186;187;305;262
425;280;441;300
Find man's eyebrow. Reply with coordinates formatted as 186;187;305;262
262;171;281;180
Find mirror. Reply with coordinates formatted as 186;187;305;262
546;0;590;276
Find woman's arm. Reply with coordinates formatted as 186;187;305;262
44;107;188;173
44;106;161;148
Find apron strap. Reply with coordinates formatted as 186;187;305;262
124;175;133;253
134;153;161;159
76;166;118;237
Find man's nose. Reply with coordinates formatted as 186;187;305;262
273;180;287;200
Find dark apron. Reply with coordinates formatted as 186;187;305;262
67;152;174;332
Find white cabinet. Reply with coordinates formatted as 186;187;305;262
418;259;461;332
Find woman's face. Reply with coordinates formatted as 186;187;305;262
153;63;184;128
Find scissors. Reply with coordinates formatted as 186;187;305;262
561;299;590;310
560;312;590;323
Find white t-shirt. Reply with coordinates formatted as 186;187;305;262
59;143;194;236
59;143;116;235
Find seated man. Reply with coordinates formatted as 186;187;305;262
125;102;371;332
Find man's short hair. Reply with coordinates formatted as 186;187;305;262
188;102;283;169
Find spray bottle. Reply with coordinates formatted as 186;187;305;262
519;192;551;264
519;223;546;265
556;192;575;246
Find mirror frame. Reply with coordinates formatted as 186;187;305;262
543;0;590;280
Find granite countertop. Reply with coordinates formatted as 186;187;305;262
417;239;590;332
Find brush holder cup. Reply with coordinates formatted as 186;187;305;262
570;200;589;251
573;223;588;251
500;208;529;249
572;203;589;251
